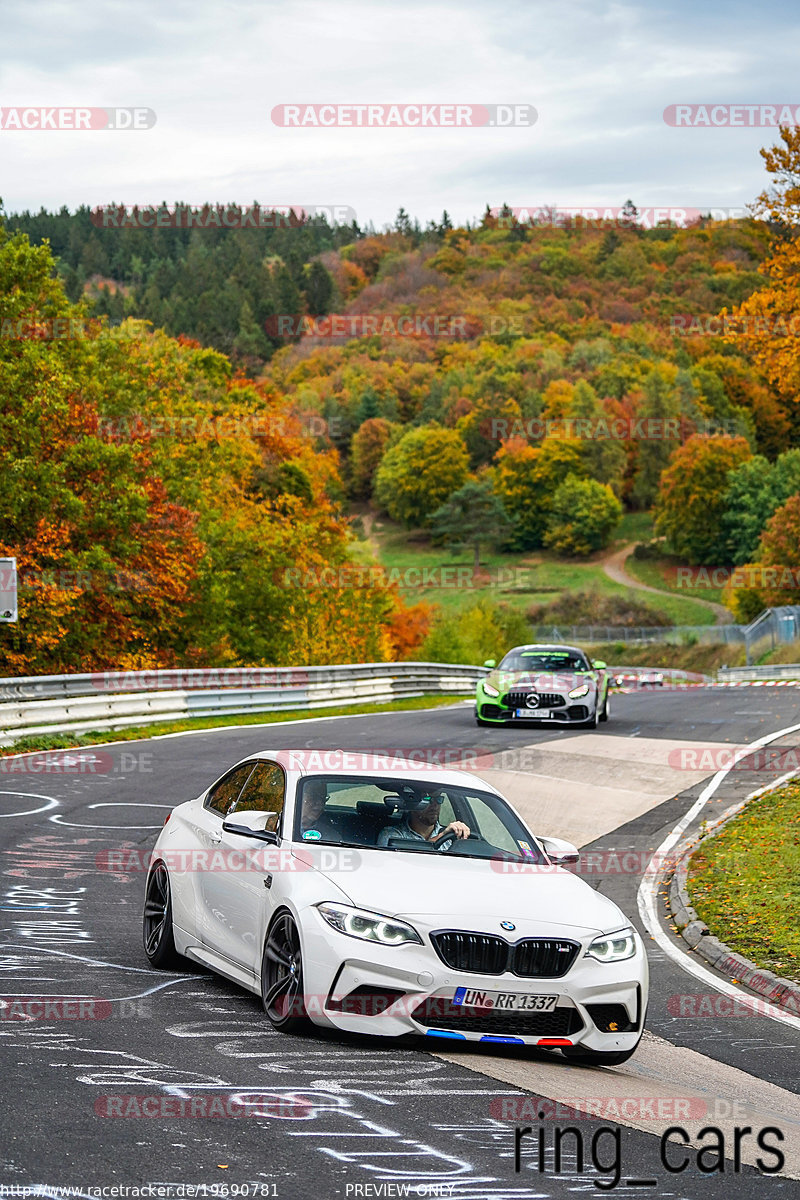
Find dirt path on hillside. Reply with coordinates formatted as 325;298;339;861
603;543;733;625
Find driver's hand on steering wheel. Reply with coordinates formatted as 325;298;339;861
442;820;470;840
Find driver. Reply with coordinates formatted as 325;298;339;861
299;778;341;840
376;789;470;847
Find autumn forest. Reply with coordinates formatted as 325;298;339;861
3;129;800;674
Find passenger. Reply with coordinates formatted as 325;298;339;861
376;789;470;846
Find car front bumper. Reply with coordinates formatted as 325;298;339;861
476;696;596;724
302;908;648;1050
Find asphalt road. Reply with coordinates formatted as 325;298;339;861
2;688;799;1200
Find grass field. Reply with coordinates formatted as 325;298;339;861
687;782;800;983
363;514;718;627
625;554;727;606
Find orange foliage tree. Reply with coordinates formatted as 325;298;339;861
654;436;752;564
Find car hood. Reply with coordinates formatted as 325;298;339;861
313;848;626;936
484;669;595;693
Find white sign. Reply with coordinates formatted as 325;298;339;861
0;558;17;622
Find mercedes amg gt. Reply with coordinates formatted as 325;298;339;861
475;643;610;727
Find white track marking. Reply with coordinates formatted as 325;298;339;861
0;791;60;817
49;801;167;829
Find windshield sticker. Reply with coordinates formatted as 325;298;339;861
302;829;322;840
518;839;535;857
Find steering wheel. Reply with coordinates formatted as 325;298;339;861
431;830;480;853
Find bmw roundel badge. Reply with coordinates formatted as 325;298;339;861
500;921;516;931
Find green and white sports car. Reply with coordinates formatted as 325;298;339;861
475;643;610;729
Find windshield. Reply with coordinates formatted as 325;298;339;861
294;774;546;862
499;649;591;672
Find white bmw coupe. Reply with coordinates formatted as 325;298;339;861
143;751;648;1064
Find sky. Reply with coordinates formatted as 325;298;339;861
1;0;799;229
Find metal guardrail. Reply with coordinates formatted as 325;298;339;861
0;662;485;746
717;663;800;682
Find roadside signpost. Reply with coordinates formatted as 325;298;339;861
0;557;18;623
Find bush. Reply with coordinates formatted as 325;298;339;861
543;476;622;557
528;589;670;628
420;599;531;665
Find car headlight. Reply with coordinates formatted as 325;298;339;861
585;928;636;962
568;682;591;698
317;903;422;946
482;681;500;697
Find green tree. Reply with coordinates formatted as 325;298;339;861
430;480;512;575
631;369;681;507
543;476;623;557
725;493;800;618
567;379;626;496
303;260;334;315
655;436;752;564
720;449;800;564
233;298;269;359
349;418;399;498
493;438;586;550
374;425;469;527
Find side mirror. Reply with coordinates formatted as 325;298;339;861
222;810;280;844
592;660;607;670
538;836;580;866
483;659;496;669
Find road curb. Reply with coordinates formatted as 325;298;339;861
668;797;800;1017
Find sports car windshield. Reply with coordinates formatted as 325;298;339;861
499;649;591;672
294;775;546;862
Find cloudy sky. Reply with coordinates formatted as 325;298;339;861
1;0;798;228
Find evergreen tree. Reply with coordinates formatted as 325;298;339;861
430;481;511;575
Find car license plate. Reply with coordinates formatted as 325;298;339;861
452;987;558;1012
516;708;551;717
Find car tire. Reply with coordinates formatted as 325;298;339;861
261;910;308;1033
561;1041;641;1066
599;693;610;723
475;717;492;727
579;704;600;730
143;861;184;969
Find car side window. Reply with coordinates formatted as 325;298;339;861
462;793;522;855
205;763;256;817
230;760;286;832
